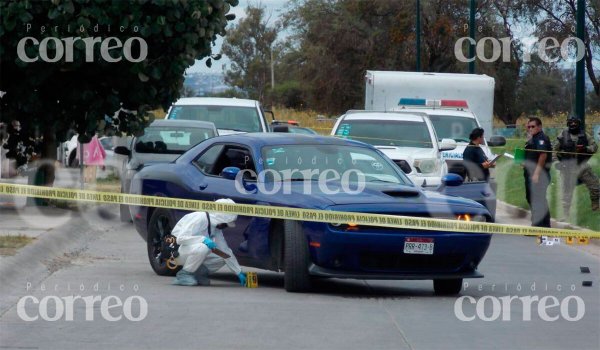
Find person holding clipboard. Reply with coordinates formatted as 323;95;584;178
462;127;499;182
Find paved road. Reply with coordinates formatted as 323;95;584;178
0;205;598;350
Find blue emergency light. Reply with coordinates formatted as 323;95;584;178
398;98;427;106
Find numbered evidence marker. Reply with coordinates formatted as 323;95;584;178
538;236;561;246
577;237;590;245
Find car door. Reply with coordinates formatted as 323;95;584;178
190;143;260;259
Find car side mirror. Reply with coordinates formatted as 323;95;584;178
113;146;131;156
441;173;464;187
221;166;241;180
487;135;506;147
439;138;457;151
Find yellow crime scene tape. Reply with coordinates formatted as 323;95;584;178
0;183;597;239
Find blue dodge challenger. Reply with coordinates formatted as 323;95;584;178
129;133;492;294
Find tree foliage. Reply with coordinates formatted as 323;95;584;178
221;5;278;102
0;0;238;163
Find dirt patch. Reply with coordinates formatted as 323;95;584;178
0;235;35;256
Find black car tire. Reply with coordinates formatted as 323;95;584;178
147;208;180;276
119;204;132;223
283;220;312;292
433;278;462;295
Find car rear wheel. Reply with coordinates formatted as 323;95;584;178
147;208;180;276
284;220;312;292
433;278;462;295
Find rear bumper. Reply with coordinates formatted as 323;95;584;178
308;264;484;280
305;224;491;279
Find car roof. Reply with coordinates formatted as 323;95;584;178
342;112;426;122
210;132;369;148
172;97;258;108
149;119;216;129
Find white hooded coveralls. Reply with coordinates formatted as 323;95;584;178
171;205;242;275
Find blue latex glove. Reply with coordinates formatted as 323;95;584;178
202;237;217;250
238;272;247;287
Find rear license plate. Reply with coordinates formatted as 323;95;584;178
403;237;434;255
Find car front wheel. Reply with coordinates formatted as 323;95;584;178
433;278;462;295
147;208;180;276
283;220;312;292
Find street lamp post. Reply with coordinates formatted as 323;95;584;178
469;0;476;74
575;0;585;128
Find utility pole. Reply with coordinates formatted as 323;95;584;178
270;48;275;90
575;0;585;128
469;0;476;74
416;0;421;72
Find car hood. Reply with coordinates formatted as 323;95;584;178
374;146;437;161
265;181;486;214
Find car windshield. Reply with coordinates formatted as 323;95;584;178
429;115;479;143
261;144;409;184
334;120;433;148
168;105;261;132
134;127;215;154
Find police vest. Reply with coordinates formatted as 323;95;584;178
558;130;591;164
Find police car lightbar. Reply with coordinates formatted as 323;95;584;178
398;98;426;106
440;100;468;108
398;98;469;109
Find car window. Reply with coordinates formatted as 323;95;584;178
134;127;215;154
194;144;257;180
168;105;262;132
429;115;479;143
99;137;113;150
261;144;408;184
335;120;433;148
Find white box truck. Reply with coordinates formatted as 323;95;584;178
365;71;495;134
364;71;504;177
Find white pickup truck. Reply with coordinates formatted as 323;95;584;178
166;97;273;135
331;111;457;187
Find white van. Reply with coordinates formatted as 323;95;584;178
331;111;457;187
166;97;272;135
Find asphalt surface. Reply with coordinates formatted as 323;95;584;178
0;204;598;350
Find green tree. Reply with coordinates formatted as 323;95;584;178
221;4;279;102
0;0;237;182
519;0;600;96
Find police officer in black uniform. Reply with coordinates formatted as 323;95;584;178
554;117;599;216
523;117;552;227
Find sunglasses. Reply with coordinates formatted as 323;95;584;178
526;125;537;129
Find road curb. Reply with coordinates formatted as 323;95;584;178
496;200;598;247
0;207;111;316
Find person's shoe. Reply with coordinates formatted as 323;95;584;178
172;269;198;286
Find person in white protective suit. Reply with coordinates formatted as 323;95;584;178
171;198;247;286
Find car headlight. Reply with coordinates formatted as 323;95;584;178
456;214;487;222
413;159;440;175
